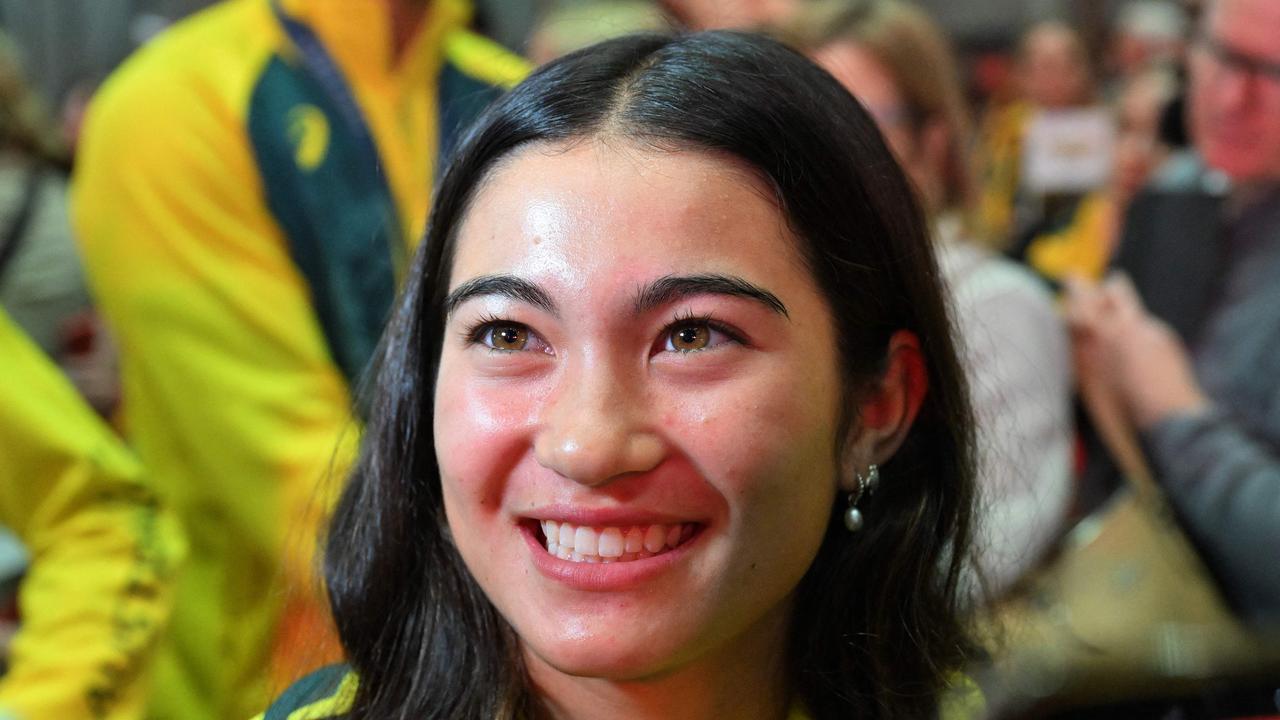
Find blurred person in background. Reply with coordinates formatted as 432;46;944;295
1019;21;1097;111
658;0;799;29
975;20;1102;250
1021;64;1180;283
1017;2;1194;286
0;33;117;416
781;0;1074;595
1067;0;1280;625
0;306;184;720
527;1;669;65
1105;0;1188;95
70;0;526;717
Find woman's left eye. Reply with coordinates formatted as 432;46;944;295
661;320;737;353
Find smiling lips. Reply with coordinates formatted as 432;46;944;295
539;520;697;563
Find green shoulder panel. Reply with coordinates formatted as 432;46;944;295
246;54;401;389
246;40;522;392
263;664;354;720
437;60;504;171
437;31;529;173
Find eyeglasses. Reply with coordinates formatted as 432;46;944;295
1194;35;1280;86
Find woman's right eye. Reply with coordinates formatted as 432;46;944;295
484;324;529;351
471;322;549;354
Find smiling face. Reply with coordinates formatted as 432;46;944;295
432;139;847;683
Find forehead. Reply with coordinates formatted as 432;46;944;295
1207;0;1280;58
448;140;809;293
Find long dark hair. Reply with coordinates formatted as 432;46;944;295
325;31;976;720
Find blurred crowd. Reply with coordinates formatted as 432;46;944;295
0;0;1277;718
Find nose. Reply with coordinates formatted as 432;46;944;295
533;361;665;486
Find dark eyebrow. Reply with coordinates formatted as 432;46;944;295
444;275;559;318
633;274;789;318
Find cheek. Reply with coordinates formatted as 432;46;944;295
433;361;546;517
661;355;842;522
665;363;840;619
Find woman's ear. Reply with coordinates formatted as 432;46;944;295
840;330;929;491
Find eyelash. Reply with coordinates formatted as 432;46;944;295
460;312;747;353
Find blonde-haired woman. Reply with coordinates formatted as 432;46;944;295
782;0;1075;595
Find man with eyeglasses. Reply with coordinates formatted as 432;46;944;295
1188;4;1280;181
1067;0;1280;625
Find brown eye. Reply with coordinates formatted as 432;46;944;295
487;324;528;351
668;323;710;352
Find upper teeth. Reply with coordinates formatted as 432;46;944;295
540;520;694;563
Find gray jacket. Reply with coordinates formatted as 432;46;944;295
1121;170;1280;623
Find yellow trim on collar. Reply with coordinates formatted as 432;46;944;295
445;30;531;90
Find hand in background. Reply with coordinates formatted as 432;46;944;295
1064;273;1209;430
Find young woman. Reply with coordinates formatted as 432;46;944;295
261;31;977;720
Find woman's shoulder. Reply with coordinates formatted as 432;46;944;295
253;664;358;720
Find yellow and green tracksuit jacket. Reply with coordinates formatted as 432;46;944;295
70;1;526;718
250;665;984;720
0;307;185;720
250;666;817;720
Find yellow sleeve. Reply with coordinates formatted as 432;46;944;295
939;674;985;720
0;309;185;720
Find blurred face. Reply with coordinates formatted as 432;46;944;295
433;141;846;682
1189;0;1280;181
1113;73;1170;200
814;41;936;209
1020;25;1091;109
660;0;801;29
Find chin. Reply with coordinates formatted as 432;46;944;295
530;647;666;682
522;626;694;682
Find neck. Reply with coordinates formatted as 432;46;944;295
527;608;792;720
386;0;429;64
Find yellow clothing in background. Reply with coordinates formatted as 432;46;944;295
0;308;184;720
974;100;1031;249
1024;192;1117;282
70;1;526;718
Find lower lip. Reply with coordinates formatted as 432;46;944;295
520;523;702;592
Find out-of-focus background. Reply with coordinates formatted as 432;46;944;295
0;0;1138;116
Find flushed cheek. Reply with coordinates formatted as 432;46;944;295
434;372;547;507
660;384;839;588
714;426;835;545
434;382;534;591
660;365;839;488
